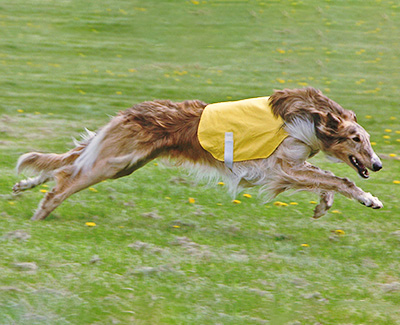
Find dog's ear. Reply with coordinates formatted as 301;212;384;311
326;112;340;131
348;110;357;122
311;111;322;126
314;112;341;144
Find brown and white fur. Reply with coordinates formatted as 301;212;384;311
13;87;383;221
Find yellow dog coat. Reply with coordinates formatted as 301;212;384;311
197;97;288;167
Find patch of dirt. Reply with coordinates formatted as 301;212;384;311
128;240;169;255
169;236;213;258
141;211;163;219
380;282;400;293
3;230;31;241
12;262;38;272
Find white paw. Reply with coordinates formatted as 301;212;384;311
359;192;383;209
12;180;28;193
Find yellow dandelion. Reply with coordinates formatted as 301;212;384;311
8;201;15;205
389;153;397;157
371;142;376;146
365;115;372;119
334;229;345;235
301;244;310;247
89;187;98;193
119;226;125;228
85;222;96;227
393;180;400;184
243;194;252;198
41;184;49;188
17;109;24;113
217;182;225;186
396;139;400;143
383;135;391;139
154;163;158;166
331;210;341;214
128;68;136;73
188;197;196;204
40;189;48;193
390;116;397;120
298;82;308;87
232;200;241;204
217;203;222;206
395;130;400;134
276;78;285;84
273;201;288;206
289;202;298;205
116;91;122;95
385;129;392;133
277;49;286;54
173;225;181;228
78;90;86;95
309;200;317;204
165;196;171;200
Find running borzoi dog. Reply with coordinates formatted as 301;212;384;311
13;87;383;220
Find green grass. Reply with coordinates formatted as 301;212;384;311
1;0;400;323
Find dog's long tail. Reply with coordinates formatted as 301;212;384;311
16;129;95;175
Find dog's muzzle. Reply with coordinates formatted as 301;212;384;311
372;161;382;172
371;155;382;172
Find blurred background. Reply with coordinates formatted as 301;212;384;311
1;1;400;324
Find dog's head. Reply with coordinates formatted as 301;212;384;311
316;111;382;178
270;87;382;178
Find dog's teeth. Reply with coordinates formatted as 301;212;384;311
351;156;358;166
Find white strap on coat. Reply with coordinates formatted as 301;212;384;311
224;132;234;170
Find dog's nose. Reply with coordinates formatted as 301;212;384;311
372;162;382;171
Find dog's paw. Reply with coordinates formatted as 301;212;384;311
312;192;335;219
12;181;25;194
359;192;383;209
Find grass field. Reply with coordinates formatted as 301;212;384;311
1;0;400;323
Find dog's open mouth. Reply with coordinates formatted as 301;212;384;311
349;155;369;178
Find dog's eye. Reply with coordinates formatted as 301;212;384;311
352;136;360;142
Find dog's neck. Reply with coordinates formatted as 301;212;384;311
284;118;320;154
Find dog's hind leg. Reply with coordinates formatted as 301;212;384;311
13;173;52;194
30;167;103;221
31;152;156;220
313;191;334;219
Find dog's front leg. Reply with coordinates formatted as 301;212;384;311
299;163;335;218
281;162;383;213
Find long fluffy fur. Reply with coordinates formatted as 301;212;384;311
13;88;383;221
